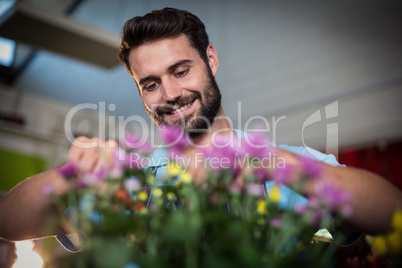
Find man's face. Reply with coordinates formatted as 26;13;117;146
128;34;221;137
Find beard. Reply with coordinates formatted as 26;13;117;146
146;69;222;139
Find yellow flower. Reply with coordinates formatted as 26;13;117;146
166;192;177;202
152;188;163;198
371;236;387;256
137;191;148;202
268;184;280;203
146;175;156;186
256;199;267;215
387;231;402;254
166;162;182;177
391;210;402;232
181;171;192;184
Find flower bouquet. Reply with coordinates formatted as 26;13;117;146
44;127;355;268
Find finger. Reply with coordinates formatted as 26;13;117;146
79;148;99;172
67;136;91;163
104;140;119;167
68;136;101;173
92;140;120;173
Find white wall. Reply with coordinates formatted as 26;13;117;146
1;0;401;162
0;85;103;168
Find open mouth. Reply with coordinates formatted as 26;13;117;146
170;102;192;115
166;98;196;115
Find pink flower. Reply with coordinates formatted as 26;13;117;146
96;165;107;180
204;134;245;174
247;183;265;196
124;177;141;192
159;126;190;159
108;166;124;179
42;183;54;197
270;217;283;228
80;173;99;186
124;134;152;154
57;162;77;177
159;126;188;147
315;182;353;211
243;132;272;159
340;204;353;217
300;157;322;178
253;168;269;181
294;203;308;214
228;183;242;195
273;164;293;184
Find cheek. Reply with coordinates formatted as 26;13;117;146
182;71;207;93
142;93;157;110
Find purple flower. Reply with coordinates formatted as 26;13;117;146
315;181;353;211
270;217;283;228
96;165;107;180
273;164;293;184
80;173;99;186
124;134;152;154
340;204;353;217
294;203;308;214
253;168;269;181
228;183;242;194
159;126;190;159
247;183;265;196
57;162;77;177
124;177;141;192
107;166;124;179
243;132;272;159
205;134;245;174
300;157;323;178
159;126;188;147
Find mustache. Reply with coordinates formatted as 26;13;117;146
155;92;201;114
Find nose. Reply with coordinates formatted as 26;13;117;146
161;78;182;102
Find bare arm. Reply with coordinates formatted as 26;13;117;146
319;165;402;235
0;170;68;241
0;137;119;241
279;149;402;235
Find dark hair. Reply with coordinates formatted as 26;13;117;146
119;8;210;75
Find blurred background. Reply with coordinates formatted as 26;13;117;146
0;1;402;266
0;0;401;192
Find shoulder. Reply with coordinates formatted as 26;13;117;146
276;144;345;167
234;129;344;167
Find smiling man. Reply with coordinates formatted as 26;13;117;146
129;34;223;137
0;8;402;248
119;11;226;140
118;8;402;237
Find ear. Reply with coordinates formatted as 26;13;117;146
206;45;219;76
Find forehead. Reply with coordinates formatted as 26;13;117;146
128;34;200;80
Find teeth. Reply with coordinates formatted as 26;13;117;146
171;103;191;114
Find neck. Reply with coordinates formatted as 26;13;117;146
189;106;235;147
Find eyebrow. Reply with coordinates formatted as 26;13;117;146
138;59;193;86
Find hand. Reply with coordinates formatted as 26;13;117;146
66;136;119;174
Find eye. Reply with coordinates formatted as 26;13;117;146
175;68;189;78
145;83;159;91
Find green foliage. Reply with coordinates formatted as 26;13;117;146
48;165;342;268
